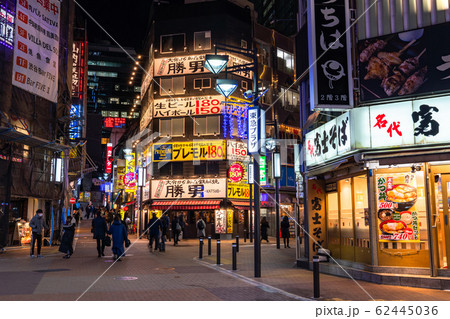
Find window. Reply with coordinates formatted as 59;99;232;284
134;86;141;92
159;118;185;136
194;116;220;136
241;39;248;49
114;84;120;91
279;87;299;111
276;48;294;76
133;112;140;118
194;31;211;51
157;162;183;177
160;77;185;96
109;97;120;104
120;100;131;105
195;161;219;176
161;33;185;53
133;99;141;105
102;111;119;118
121;112;128;118
194;78;211;90
241;80;248;91
87;61;122;67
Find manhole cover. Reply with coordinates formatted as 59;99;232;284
115;276;138;281
34;269;70;273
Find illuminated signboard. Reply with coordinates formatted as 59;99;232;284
69;104;82;140
104;117;126;128
228;162;245;183
151;178;226;199
72;41;86;99
152;140;226;162
0;3;14;48
106;143;112;174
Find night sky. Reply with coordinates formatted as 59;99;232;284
75;0;154;50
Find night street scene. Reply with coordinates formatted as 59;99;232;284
1;0;450;314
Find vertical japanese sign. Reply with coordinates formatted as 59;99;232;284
12;0;60;102
72;41;86;99
105;143;112;174
308;179;326;259
227;209;233;234
0;3;15;48
215;209;226;234
247;107;259;154
115;159;126;190
124;153;137;193
260;155;267;186
308;0;353;110
376;173;421;242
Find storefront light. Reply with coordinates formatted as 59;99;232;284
204;54;229;74
273;152;281;179
215;79;239;98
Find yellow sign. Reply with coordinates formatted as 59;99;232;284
153;140;226;162
116;166;126;190
101;138;110;144
69;148;77;159
227;209;233;234
125;153;137;193
227;182;250;199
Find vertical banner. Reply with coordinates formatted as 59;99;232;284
247;107;259;154
105;143;112;174
215;209;226;234
307;179;326;260
115;159;126;190
12;0;60;102
227;209;233;234
308;0;353;110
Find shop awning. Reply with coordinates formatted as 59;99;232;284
230;200;251;210
152;200;221;210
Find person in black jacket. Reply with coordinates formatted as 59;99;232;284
261;217;269;242
147;213;161;251
171;216;181;246
59;216;75;259
92;212;108;257
280;216;291;248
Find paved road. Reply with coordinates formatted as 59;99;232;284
0;220;449;301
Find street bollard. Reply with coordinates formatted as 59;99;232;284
207;236;211;256
313;255;320;299
199;238;203;259
236;235;239;252
232;243;237;270
216;240;221;265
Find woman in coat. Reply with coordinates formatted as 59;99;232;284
280;216;291;248
59;216;75;259
92;212;108;257
261;217;270;242
108;215;128;261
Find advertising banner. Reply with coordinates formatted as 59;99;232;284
12;0;60;102
142;181;150;201
215;209;226;234
124;153;137;193
151;178;226;199
247;107;259;154
376;173;421;242
227;140;250;162
227;182;250;200
154;95;224;118
227;209;233;234
358;23;450;102
105;143;112;174
153;140;226;162
72;41;86;99
307;179;326;259
308;0;353;110
154;53;252;79
115;159;126;190
0;3;14;48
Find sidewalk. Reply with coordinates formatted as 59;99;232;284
0;220;449;300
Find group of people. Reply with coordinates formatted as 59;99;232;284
260;216;291;248
147;213;189;252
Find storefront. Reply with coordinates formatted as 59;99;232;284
305;95;450;277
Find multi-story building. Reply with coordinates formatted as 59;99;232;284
251;0;298;36
298;0;450;286
0;0;83;247
129;0;300;239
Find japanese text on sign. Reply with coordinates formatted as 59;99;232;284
154;95;224;118
151;178;226;199
153;140;226;162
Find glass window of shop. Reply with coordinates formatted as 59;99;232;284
325;174;370;263
375;167;428;268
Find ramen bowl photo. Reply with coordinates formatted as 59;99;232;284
386;184;417;211
378;208;394;221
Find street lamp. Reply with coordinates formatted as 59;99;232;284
204;43;262;277
273;148;281;249
137;165;147;239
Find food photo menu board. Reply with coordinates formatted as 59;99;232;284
376;172;422;242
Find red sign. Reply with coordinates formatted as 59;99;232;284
70;198;76;205
228;162;244;183
104;117;126;128
106;143;113;174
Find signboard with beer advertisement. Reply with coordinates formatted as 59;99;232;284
153;140;226;162
376;173;422;242
151;178;226;199
154;95;224;118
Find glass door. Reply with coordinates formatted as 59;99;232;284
437;174;450;269
339;179;354;261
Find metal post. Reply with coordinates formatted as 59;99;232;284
236;235;239;252
254;156;261;277
138;185;142;239
275;176;280;249
249;182;253;243
199;238;203;259
313;255;320;298
207;236;211;255
216;240;221;265
232;243;237;270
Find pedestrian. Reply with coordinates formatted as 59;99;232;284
160;213;170;252
92;211;108;257
73;209;81;226
172;215;181;246
59;216;75;259
29;209;49;258
108;215;128;261
261;217;269;243
147;213;161;251
85;201;94;219
196;215;206;238
281;216;291;248
178;214;185;239
106;210;114;226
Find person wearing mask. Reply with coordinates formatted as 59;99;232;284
171;216;181;246
147;213;161;251
280;216;291;248
92;211;108;257
196;215;206;239
29;209;49;258
59;216;75;259
261;217;270;243
108;215;128;261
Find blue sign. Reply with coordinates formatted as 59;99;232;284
69;105;82;140
153;144;173;161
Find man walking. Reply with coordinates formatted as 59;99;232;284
147;213;161;252
196;215;206;239
29;209;49;258
85;201;94;219
92;211;108;257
